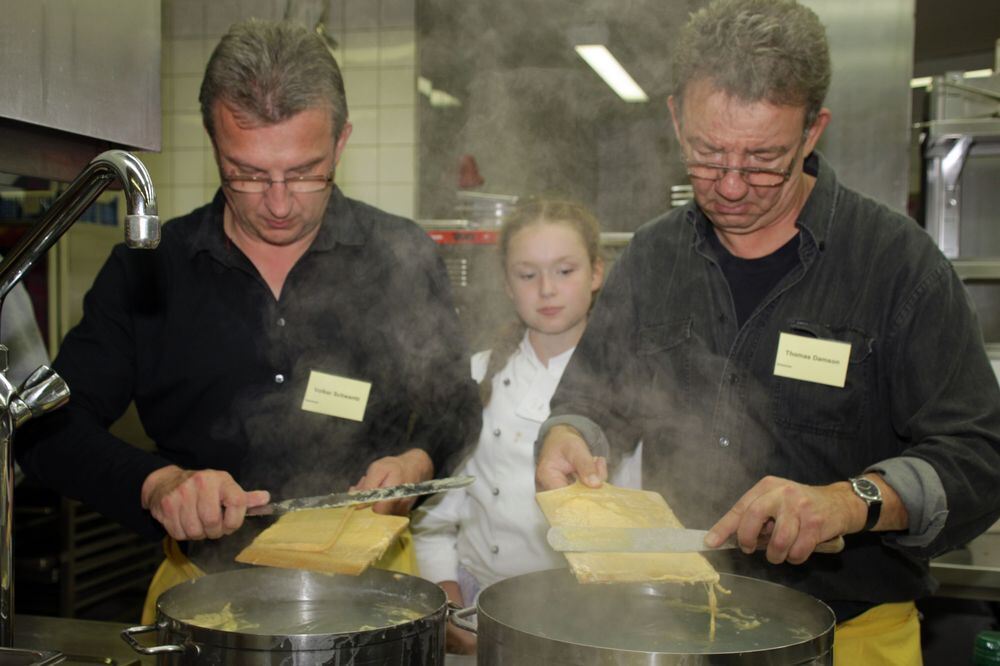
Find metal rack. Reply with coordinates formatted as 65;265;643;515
15;492;160;620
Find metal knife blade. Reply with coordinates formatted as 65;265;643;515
546;526;844;554
247;475;475;517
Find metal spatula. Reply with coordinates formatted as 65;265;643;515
547;526;844;553
247;475;475;517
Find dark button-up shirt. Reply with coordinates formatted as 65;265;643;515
547;153;1000;609
17;188;482;556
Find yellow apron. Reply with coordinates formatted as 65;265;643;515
141;529;417;625
833;601;922;666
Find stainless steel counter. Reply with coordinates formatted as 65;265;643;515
931;531;1000;602
13;615;151;666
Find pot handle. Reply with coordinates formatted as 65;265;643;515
448;602;478;634
121;624;187;655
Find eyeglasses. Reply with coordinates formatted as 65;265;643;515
682;135;807;188
683;160;793;188
223;173;334;194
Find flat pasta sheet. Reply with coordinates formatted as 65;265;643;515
536;482;720;586
236;507;408;575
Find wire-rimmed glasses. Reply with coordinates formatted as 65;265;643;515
683;160;793;188
223;173;334;194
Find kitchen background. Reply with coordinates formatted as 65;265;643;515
0;0;997;660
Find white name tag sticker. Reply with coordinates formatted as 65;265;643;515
301;370;371;422
773;332;851;388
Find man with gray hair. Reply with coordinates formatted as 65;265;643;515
17;18;480;616
537;0;1000;662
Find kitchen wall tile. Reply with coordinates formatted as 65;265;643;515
380;0;415;29
340;182;378;204
325;0;345;34
377;145;415;183
379;30;416;66
155;186;175;220
377;183;415;218
172;187;206;221
339;146;379;184
169;38;206;76
170;76;202;113
378;67;416;106
343;30;380;67
344;0;380;30
378;106;415;144
168;113;206;150
343;68;379;106
204;0;242;39
204;152;221;188
136;151;170;188
163;0;205;39
348;107;379;145
240;0;284;21
171;149;207;186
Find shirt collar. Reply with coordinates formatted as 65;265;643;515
518;330;576;374
187;184;367;261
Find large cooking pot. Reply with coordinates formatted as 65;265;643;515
122;567;446;664
453;569;835;664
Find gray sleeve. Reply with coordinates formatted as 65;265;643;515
535;414;611;462
867;456;948;547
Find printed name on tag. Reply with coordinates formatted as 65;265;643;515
301;370;372;422
773;332;851;388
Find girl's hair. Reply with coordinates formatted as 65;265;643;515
480;199;603;406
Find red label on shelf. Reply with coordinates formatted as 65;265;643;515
428;230;499;245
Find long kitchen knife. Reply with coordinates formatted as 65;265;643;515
247;475;475;517
547;526;844;554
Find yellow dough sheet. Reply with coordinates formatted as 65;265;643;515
236;507;408;575
536;481;720;585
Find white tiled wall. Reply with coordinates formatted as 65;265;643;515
141;0;418;222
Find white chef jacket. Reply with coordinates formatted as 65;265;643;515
413;333;642;591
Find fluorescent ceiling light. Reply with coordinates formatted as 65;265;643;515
429;89;461;108
910;68;994;89
963;69;994;79
574;44;648;102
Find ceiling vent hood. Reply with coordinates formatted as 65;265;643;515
0;1;161;183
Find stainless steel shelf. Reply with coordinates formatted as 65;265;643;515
931;531;1000;601
951;259;1000;281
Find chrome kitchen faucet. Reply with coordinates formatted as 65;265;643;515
0;150;159;646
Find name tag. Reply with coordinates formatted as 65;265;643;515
301;370;371;422
773;332;851;388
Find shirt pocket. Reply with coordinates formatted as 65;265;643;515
636;318;695;412
771;320;875;439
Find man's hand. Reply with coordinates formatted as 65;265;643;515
352;448;434;515
706;475;882;565
140;465;270;541
439;580;476;654
535;424;607;491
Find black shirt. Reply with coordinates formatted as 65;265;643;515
17;188;482;555
549;152;1000;613
705;229;801;328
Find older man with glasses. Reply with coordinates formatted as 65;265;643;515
16;19;481;620
536;0;1000;662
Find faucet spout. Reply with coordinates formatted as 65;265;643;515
0;149;158;647
0;149;160;303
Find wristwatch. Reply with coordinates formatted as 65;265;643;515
849;476;883;532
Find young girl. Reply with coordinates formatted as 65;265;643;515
412;199;640;654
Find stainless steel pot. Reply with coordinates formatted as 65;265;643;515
122;567;446;665
453;569;835;665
